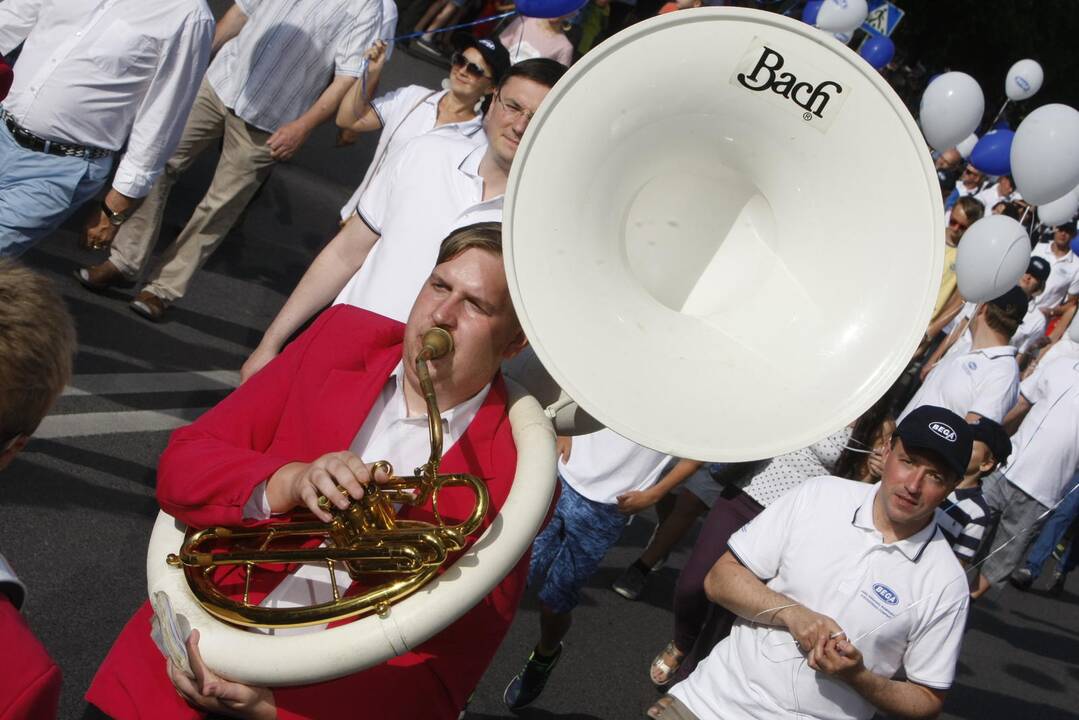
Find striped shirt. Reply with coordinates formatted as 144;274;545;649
936;486;991;561
207;0;382;132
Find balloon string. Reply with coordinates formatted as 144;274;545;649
988;99;1010;132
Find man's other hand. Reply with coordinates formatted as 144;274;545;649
266;119;312;161
267;451;390;521
168;629;276;719
81;207;119;250
815;637;865;681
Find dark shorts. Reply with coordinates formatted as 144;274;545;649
528;476;628;613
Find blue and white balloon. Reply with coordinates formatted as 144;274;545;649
1005;59;1044;102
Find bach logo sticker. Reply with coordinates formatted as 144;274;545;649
731;38;850;131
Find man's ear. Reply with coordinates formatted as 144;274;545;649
502;330;529;361
979;456;997;475
0;435;30;472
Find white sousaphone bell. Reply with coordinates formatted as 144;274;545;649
146;8;944;685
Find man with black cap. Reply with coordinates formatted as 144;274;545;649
650;405;972;720
901;285;1026;426
1031;221;1079;323
979;350;1079;587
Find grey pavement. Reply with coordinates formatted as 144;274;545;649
1;42;1077;720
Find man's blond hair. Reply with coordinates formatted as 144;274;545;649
0;260;76;441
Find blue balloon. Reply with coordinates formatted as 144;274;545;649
992;118;1011;131
859;36;895;70
801;0;822;26
1072;236;1079;257
516;0;587;18
970;129;1015;176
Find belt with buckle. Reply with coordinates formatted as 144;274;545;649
1;109;112;160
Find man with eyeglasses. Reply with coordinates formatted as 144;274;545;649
240;58;568;382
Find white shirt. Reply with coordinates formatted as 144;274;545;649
1030;243;1079;313
0;0;214;198
557;428;671;505
973;182;1020;211
900;345;1019;424
1003;356;1079;507
335;135;502;322
247;362;490;634
207;0;382;132
671;477;968;720
1039;336;1079;366
338;85;484;220
379;0;398;59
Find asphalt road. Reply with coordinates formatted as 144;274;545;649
1;44;1077;720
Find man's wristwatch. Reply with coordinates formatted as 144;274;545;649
100;200;130;226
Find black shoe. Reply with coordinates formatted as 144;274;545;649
1048;571;1067;596
502;644;562;710
1008;567;1034;591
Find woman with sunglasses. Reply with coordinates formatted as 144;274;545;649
335;35;511;222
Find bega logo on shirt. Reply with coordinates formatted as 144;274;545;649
872;583;900;606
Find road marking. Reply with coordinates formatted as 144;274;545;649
63;370;240;397
35;407;209;439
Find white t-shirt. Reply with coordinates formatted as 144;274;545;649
900;345;1019;423
338;85;485;220
558;428;671;505
1003;356;1079;507
1031;243;1079;313
670;477;969;720
335;135;502;322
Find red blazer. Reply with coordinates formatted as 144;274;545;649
87;306;525;720
0;596;61;720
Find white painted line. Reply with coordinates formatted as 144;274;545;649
35;407;210;439
63;370;240;397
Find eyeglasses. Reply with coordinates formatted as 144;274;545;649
496;93;536;123
450;52;491;80
948;216;971;231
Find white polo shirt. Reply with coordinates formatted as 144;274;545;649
943;302;1046;359
1002;356;1079;507
1039;336;1079;366
338;85;485;220
334;135;502;322
558;428;671;505
670;477;968;720
900;345;1019;424
1030;243;1079;313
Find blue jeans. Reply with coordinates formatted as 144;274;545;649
0;114;113;256
1024;474;1079;578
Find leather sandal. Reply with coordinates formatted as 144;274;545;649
649;641;685;687
646;696;675;719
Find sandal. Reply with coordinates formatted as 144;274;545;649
649;641;685;687
646;696;674;719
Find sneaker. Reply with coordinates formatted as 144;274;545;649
612;564;648;601
502;644;562;710
1048;571;1067;596
130;290;169;322
413;38;443;58
74;260;134;292
1008;567;1034;591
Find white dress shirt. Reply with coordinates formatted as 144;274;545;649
247;361;490;634
0;0;214;197
207;0;382;133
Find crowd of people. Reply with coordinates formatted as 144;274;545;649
1;1;1077;720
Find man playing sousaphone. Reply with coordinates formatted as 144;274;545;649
87;223;532;720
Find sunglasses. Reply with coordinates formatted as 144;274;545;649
451;52;491;80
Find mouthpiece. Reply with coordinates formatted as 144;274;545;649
420;327;453;360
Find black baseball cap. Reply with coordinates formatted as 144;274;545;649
452;34;511;84
968;417;1012;465
894;405;973;480
988;285;1029;325
1026;256;1051;285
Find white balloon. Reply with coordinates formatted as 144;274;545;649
1005;59;1044;102
1038;191;1079;227
956;133;979;159
816;0;868;34
1011;104;1079;205
956;215;1031;303
919;72;985;152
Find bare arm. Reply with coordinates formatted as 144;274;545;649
819;642;946;720
925;291;965;341
336;41;388;133
1002;394;1032;435
1047;301;1077;343
267;74;356;161
211;3;248;58
242;218;380;381
922;316;969;380
615;459;703;515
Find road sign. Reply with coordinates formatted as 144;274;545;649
862;0;904;37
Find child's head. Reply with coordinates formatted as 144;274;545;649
966;418;1011;480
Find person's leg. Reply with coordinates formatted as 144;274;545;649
140;110;275;304
414;0;448;34
982;479;1050;586
640;490;706;568
0;128;111;256
107;80;227;279
1021;474;1079;579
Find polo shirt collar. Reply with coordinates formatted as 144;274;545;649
972;344;1017;359
851;484;939;563
458;143;486;178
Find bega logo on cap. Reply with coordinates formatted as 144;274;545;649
479;39;496;51
929;422;957;443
